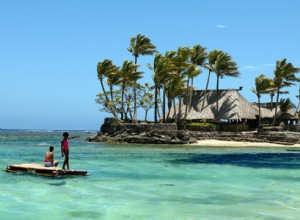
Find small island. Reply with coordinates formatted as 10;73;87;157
88;34;300;146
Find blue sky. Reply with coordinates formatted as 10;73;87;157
1;0;300;130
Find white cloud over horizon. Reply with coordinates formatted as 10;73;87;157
244;65;259;70
215;24;227;28
262;63;275;67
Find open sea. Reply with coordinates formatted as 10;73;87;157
1;130;300;219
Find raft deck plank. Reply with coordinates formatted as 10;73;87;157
5;163;88;176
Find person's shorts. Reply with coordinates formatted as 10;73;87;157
44;162;53;167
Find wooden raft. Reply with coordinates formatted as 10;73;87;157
5;163;88;177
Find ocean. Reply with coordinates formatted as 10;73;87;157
1;130;300;219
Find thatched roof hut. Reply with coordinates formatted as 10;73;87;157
252;103;298;120
168;89;258;121
168;89;298;123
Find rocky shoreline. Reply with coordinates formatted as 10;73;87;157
86;118;300;146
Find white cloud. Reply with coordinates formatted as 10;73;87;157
262;63;275;67
215;24;227;28
244;65;259;69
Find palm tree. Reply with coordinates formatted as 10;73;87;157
97;59;121;121
160;51;178;123
267;86;277;110
105;65;119;102
251;74;273;127
201;50;220;111
280;98;296;114
183;64;201;120
272;58;300;125
206;51;239;120
165;70;187;120
185;45;206;117
117;60;143;121
148;54;166;123
128;34;157;122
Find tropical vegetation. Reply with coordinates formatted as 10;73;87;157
251;74;274;127
96;34;300;128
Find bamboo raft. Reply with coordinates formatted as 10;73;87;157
5;163;88;177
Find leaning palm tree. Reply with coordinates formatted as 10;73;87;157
186;45;206;115
251;74;273;127
183;64;201;120
97;59;121;121
106;65;119;102
128;34;157;122
201;50;220;111
117;60;143;121
272;58;300;125
206;51;239;120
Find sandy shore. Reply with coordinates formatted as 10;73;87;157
189;139;300;147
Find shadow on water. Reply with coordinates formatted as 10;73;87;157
169;152;300;169
69;211;102;219
47;180;67;186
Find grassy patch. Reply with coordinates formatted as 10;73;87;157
188;122;214;127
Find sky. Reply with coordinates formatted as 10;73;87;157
1;0;300;130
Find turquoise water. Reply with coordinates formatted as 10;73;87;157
1;130;300;219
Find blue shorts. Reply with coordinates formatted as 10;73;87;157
44;162;53;167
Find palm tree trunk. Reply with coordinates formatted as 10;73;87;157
166;97;172;120
133;56;138;123
154;81;158;123
188;77;194;112
184;78;190;120
201;70;211;111
121;82;125;121
100;79;108;101
178;95;182;121
270;94;274;110
100;79;121;121
272;87;280;126
216;75;220;120
296;97;300;115
173;98;177;122
258;96;261;127
157;87;161;119
145;109;148;122
162;81;166;123
110;85;114;102
127;105;133;120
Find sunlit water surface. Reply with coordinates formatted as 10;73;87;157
1;130;300;220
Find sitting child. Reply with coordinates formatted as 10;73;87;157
44;146;59;167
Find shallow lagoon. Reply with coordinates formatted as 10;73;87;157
1;130;300;220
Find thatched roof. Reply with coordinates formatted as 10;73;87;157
168;89;258;120
252;103;298;120
168;89;298;121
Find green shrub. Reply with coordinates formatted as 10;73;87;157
188;122;214;127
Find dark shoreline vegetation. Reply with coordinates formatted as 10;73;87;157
93;34;300;145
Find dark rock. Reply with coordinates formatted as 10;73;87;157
86;118;300;145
